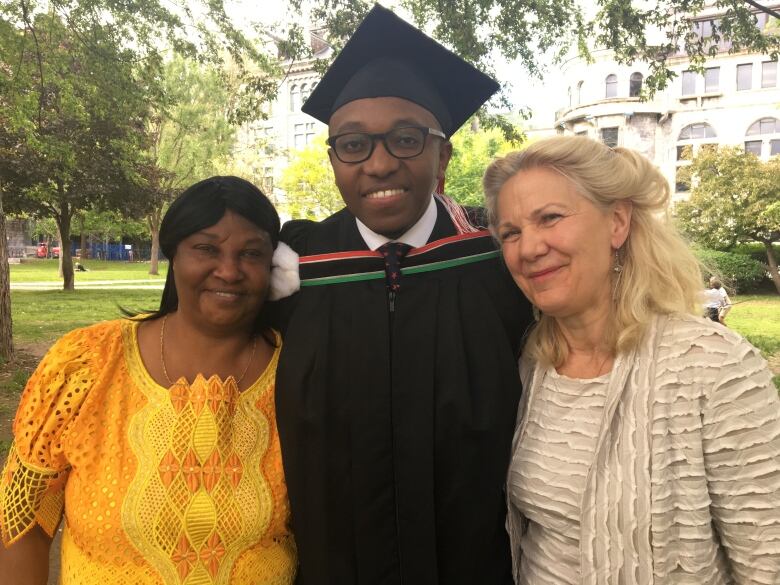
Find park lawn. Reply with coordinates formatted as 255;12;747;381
726;295;780;357
10;258;168;282
10;289;163;343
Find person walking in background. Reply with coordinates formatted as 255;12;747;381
710;276;733;324
270;5;532;584
484;136;780;584
0;177;297;585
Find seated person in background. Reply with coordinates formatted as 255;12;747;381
271;5;532;584
0;176;297;585
484;136;780;584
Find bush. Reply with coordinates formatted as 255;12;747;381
729;242;780;265
694;248;768;293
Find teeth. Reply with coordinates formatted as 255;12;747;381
366;189;404;199
214;291;240;298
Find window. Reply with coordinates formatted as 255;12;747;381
575;130;588;137
629;72;643;97
600;127;618;147
605;74;617;98
576;81;583;105
294;123;305;149
704;67;719;92
678;123;716;140
744;117;780;158
682;70;696;95
568;86;572;107
305;122;316;145
676;145;693;161
289;84;299;110
762;61;777;88
747;117;779;135
737;63;753;91
675;169;690;192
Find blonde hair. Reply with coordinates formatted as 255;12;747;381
483;135;703;367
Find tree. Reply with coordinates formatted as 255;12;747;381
1;13;151;290
285;1;780;140
445;126;513;207
279;134;344;220
674;146;780;294
144;57;237;275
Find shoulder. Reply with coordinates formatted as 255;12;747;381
280;209;354;255
654;313;771;397
43;319;126;363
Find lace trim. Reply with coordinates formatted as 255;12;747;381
0;444;64;546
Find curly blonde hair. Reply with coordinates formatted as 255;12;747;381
483;135;703;367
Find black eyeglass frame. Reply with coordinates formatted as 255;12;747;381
327;125;447;163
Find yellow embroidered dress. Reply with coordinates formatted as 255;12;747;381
0;319;296;585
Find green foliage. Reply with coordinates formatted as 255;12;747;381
694;248;768;293
279;134;344;220
446;126;514;208
284;2;780;141
675;146;780;293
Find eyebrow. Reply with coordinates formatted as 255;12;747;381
332;118;427;134
194;232;270;245
498;203;567;228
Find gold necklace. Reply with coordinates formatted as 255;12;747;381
159;314;257;387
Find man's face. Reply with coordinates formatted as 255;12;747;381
328;97;452;239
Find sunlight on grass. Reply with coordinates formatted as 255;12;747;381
10;259;168;282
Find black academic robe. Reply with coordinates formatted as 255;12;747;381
273;199;532;585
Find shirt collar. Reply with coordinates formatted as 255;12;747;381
356;195;437;251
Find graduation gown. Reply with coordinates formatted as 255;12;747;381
273;198;533;585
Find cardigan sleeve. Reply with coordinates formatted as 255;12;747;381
701;336;780;584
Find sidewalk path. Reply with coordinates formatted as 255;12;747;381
11;279;164;290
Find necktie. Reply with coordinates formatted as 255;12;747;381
378;242;412;292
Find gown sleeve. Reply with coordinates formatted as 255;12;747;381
0;324;110;546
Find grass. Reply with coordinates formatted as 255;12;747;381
11;289;163;343
725;295;780;356
10;259;168;282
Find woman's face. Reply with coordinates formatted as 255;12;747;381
495;167;631;321
172;210;273;333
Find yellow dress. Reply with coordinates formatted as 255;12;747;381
0;319;296;585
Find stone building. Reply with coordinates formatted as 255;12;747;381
553;4;780;200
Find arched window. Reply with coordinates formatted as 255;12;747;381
675;123;717;194
300;83;309;101
629;72;643;97
678;123;716;140
605;74;617;98
745;117;780;157
568;86;572;107
289;84;299;110
576;81;583;105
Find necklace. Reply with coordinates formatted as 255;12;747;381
159;314;257;387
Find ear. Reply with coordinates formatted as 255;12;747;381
437;140;453;178
610;200;632;249
327;147;336;167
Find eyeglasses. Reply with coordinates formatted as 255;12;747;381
327;125;446;163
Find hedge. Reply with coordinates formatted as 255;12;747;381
694;248;768;293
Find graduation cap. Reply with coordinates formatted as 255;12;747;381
301;4;499;137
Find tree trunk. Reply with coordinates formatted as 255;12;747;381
56;199;75;291
79;215;88;260
148;207;162;276
765;241;780;295
0;189;14;361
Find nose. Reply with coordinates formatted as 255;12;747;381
212;255;243;282
362;139;400;176
506;226;548;264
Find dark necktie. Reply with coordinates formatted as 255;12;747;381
378;242;412;292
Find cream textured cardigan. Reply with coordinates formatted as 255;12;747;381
507;314;780;584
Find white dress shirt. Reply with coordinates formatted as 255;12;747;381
356;195;437;250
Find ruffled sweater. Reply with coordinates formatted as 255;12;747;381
506;314;780;584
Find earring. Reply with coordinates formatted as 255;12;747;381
612;248;623;301
613;249;623;274
532;305;541;322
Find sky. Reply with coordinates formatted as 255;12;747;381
226;0;567;128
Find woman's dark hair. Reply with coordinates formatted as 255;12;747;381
129;176;281;343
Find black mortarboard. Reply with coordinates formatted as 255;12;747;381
301;4;499;137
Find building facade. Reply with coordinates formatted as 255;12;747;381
554;5;780;200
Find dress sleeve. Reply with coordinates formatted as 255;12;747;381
0;326;104;547
702;337;780;584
